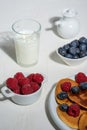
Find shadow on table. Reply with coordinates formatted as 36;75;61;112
45;83;61;130
45;16;67;66
49;50;66;65
45;16;62;37
0;31;16;62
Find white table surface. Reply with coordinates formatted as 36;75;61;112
0;0;87;130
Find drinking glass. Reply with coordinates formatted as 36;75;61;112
12;19;41;67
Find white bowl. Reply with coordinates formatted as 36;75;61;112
1;85;42;105
1;72;46;105
56;49;87;66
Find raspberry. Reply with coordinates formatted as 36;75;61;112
14;72;25;80
67;104;80;117
21;84;33;95
18;78;30;86
6;78;18;90
30;82;40;92
6;72;43;96
75;72;87;83
61;82;71;92
27;73;34;82
33;73;44;84
13;86;20;94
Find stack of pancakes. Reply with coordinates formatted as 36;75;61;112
55;78;87;130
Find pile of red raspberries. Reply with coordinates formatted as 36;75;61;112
6;72;44;95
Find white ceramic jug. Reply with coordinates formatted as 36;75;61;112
56;9;80;39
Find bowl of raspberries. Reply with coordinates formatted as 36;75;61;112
56;37;87;66
1;72;45;105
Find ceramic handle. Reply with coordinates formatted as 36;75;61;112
1;86;15;98
55;20;62;26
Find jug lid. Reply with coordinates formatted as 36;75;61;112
63;9;77;18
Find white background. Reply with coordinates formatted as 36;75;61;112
0;0;87;130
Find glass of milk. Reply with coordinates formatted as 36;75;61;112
12;19;41;67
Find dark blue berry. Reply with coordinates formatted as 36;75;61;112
70;40;79;47
79;37;87;44
85;51;87;56
63;44;70;50
79;82;87;90
59;104;69;112
73;55;79;59
57;91;68;100
68;47;77;55
76;48;80;54
65;53;73;58
58;37;87;59
70;86;80;94
79;43;87;51
79;51;86;58
58;47;67;56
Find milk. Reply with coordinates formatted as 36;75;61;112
14;32;40;67
12;19;41;67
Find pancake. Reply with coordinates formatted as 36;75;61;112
55;78;78;105
56;106;85;129
68;89;87;109
79;112;87;130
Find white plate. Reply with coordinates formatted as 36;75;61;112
48;87;76;130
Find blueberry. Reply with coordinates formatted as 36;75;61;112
79;43;87;51
70;40;79;47
70;86;80;94
58;37;87;59
68;47;77;55
57;91;68;100
59;104;69;112
85;51;87;56
79;82;87;90
79;37;87;44
76;48;80;54
79;51;86;58
63;44;70;50
73;55;79;59
58;47;67;56
65;53;73;58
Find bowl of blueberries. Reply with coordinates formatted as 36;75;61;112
56;37;87;66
